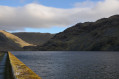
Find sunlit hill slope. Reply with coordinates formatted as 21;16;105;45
0;30;33;51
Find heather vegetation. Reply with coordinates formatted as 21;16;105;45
35;15;119;51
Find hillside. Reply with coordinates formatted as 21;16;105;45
0;30;33;51
35;15;119;51
13;32;55;46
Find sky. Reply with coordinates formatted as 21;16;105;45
0;0;119;33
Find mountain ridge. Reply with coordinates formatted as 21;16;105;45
34;15;119;51
0;15;119;51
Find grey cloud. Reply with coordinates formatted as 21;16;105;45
0;0;119;31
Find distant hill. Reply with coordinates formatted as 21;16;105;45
35;15;119;51
13;32;55;46
0;30;33;51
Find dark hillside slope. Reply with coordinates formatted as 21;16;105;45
36;15;119;51
13;32;55;46
0;30;32;51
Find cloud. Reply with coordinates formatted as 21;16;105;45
74;0;97;8
0;0;119;31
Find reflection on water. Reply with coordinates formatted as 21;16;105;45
12;51;119;79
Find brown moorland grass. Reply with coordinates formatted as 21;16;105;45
0;30;33;47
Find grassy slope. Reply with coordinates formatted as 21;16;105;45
0;31;34;51
0;30;32;47
13;32;55;46
37;15;119;51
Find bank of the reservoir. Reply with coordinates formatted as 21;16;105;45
8;52;41;79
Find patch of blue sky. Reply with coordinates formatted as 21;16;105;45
0;0;103;33
0;0;102;8
25;26;68;34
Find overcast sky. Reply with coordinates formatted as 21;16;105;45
0;0;119;33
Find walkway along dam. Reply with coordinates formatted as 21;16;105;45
0;51;41;79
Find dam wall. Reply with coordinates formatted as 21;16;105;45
8;52;41;79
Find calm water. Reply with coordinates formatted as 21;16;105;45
11;51;119;79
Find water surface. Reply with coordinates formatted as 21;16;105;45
12;51;119;79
